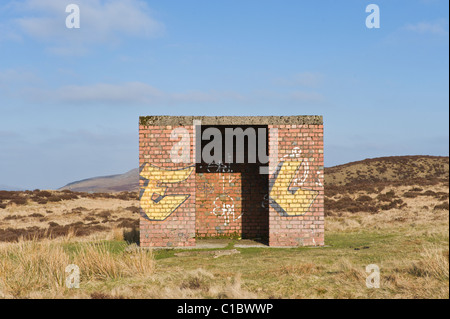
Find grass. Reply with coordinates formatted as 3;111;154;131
408;246;449;281
0;238;154;298
2;210;447;299
0;196;448;299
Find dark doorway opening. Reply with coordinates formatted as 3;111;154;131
195;125;269;243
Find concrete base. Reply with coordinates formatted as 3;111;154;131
144;238;327;250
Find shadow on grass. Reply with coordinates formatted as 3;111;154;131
123;227;140;245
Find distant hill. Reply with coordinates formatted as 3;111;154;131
325;155;449;186
59;169;139;193
58;155;449;192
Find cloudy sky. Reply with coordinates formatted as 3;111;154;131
0;0;448;190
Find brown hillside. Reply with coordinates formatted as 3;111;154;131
325;155;449;187
59;169;139;193
324;156;449;216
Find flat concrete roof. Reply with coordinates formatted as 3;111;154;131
140;115;323;126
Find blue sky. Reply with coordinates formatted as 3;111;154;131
0;0;448;190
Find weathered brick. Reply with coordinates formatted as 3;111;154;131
139;117;324;247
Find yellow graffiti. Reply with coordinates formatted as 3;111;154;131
270;161;318;216
140;164;194;220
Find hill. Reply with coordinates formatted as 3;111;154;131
325;155;449;186
324;155;448;216
58;168;139;193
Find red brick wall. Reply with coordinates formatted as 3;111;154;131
268;124;324;247
139;125;196;247
139;117;324;247
195;172;242;238
195;171;269;240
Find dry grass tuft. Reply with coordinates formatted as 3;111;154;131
179;269;214;292
112;227;124;241
336;259;367;282
215;273;257;299
0;238;154;298
0;240;69;298
149;269;257;299
270;263;322;277
409;245;449;281
74;241;153;281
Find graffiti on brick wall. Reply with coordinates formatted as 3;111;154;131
140;163;194;221
281;147;323;188
139;147;320;220
212;194;237;226
210;172;241;226
206;160;233;173
269;159;319;217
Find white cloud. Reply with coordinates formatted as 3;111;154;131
0;69;42;96
0;68;325;107
0;69;40;84
19;81;324;107
5;0;164;54
403;19;448;36
23;82;221;105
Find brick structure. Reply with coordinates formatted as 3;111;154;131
139;116;324;247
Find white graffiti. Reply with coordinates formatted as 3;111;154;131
281;147;322;188
207;160;233;173
210;171;241;226
212;195;238;226
282;146;302;159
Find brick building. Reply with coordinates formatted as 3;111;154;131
139;116;324;247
